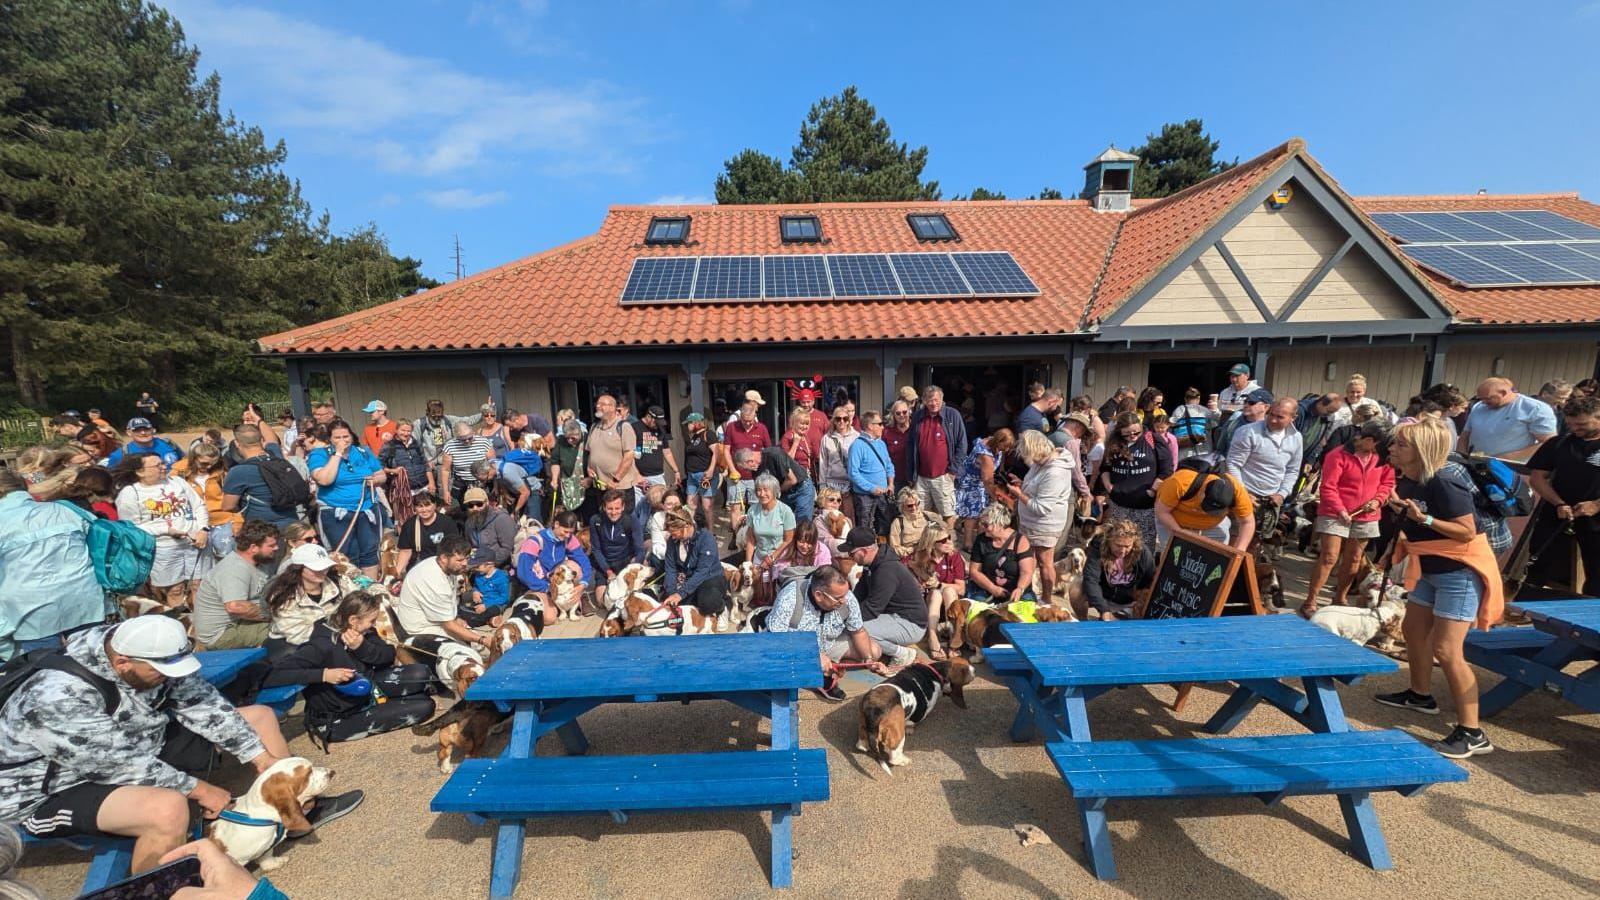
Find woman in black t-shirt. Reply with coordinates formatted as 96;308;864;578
965;504;1036;603
1525;394;1600;595
681;413;722;530
1097;412;1172;551
1374;419;1497;760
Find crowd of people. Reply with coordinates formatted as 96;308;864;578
4;364;1599;880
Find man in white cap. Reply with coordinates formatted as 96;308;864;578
361;399;397;454
0;617;358;873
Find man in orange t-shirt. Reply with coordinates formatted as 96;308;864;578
362;399;399;454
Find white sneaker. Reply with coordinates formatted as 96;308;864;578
889;645;919;667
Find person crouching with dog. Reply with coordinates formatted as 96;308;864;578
260;592;435;747
768;564;889;702
660;506;731;620
0;617;360;875
391;537;488;668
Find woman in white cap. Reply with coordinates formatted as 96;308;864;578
261;543;344;659
114;452;209;610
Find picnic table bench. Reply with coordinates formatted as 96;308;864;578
999;615;1466;880
1471;599;1600;717
24;647;273;894
430;632;829;898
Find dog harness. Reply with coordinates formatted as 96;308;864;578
886;663;949;725
216;809;286;846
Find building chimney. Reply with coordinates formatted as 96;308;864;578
1083;145;1139;212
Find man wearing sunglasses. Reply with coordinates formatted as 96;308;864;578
0;617;360;875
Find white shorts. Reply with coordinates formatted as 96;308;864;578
916;474;956;517
1314;517;1380;540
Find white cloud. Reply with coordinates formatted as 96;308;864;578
423;188;511;210
650;194;713;206
167;0;639;177
467;0;573;54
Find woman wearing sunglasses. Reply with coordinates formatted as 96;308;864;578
307;420;386;578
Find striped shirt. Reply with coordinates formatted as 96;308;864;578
444;436;492;481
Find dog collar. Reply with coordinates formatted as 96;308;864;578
217;809;287;845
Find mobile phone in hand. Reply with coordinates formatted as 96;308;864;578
78;855;202;899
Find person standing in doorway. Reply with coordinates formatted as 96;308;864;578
584;394;640;516
1217;364;1261;418
909;386;967;532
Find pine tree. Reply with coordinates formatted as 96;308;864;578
1129;119;1236;199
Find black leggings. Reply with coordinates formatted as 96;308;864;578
317;664;434;744
682;575;729;616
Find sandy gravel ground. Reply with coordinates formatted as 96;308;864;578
15;552;1600;899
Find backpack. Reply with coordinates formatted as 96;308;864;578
501;448;544;477
1177;457;1236;515
60;502;155;594
1170;405;1209;449
0;649;120;718
1451;452;1533;518
246;456;312;510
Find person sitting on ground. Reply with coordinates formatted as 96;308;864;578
660;506;731;619
1155;455;1255;551
221;424;303;529
1375;418;1501;760
276;523;318;572
114;452;209;611
193;521;280;650
908;524;964;659
767;563;887;702
462;551;509;629
394;492;462;574
1301;419;1394;617
380;419;435;499
645;486;679;571
887;487;931;559
0;617;361;875
813;486;847;555
515;511;594;623
1082;519;1156;619
461;486;518;569
965;503;1036;604
261;592;434;747
263;543;346;659
768;518;834;586
393;536;487;661
589;488;645;604
104;417;183;470
838;527;926;666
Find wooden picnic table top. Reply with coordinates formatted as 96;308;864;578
196;647;266;687
467;631;823;702
1001;614;1396;688
1508;600;1600;645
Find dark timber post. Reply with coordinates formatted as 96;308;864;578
285;359;311;420
686;352;708;418
480;357;506;413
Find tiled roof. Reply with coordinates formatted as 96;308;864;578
259;201;1121;354
1352;193;1600;325
1083;139;1300;325
259;141;1600;355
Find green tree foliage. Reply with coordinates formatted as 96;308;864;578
0;0;431;414
716;86;939;204
1033;187;1064;200
963;187;1006;201
1129;119;1236;199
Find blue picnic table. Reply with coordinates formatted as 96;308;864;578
994;615;1467;880
430;632;830;898
1468;599;1600;716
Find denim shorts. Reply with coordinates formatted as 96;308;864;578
726;477;756;508
1408;567;1483;623
687;470;722;499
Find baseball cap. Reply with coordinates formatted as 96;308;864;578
288;542;336;572
684;412;706;424
743;389;766;406
1245;388;1275;405
840;526;878;553
126;417;153;432
463;486;490;505
110;617;199;678
1229;363;1252;376
646;405;665;419
468;549;494;566
361;399;387;413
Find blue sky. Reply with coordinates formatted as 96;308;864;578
164;0;1600;283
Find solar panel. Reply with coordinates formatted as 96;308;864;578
763;256;831;299
827;254;900;297
1406;212;1514;243
620;257;698;302
888;254;971;297
1514;243;1600;281
1369;213;1458;244
1456;244;1585;283
1401;245;1526;286
691;256;762;300
952;252;1041;295
1451;211;1568;241
1504;211;1600;241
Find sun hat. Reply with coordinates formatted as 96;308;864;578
289;542;336;572
110;616;199;677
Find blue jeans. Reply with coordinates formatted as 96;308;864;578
318;507;380;568
782;480;816;522
687;470;722;499
1409;566;1483;623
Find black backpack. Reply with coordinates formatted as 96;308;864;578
1177;457;1236;515
0;649;120;717
246;456;311;510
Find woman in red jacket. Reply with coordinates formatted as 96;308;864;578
1301;420;1394;617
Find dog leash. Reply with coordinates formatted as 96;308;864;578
213;809;287;845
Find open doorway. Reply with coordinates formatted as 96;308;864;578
928;363;1048;437
1146;358;1243;410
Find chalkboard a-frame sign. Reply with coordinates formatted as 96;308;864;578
1137;531;1265;620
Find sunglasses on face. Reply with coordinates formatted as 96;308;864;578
465;501;486;509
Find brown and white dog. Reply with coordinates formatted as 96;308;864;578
943;598;1020;660
411;656;509;773
855;658;974;775
605;593;725;636
209;757;334;871
722;561;755;624
1030;547;1088;617
602;563;656;613
547;561;587;620
378;531;401;581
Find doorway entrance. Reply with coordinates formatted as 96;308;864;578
928;362;1050;437
1146;358;1241;411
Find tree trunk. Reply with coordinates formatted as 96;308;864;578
152;350;178;403
9;325;48;409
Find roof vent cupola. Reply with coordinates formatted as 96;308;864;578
1083;145;1139;212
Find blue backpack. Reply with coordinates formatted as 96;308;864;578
500;448;543;477
60;502;156;594
1170;405;1210;449
1451;453;1533;519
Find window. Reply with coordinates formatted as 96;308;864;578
711;376;862;440
780;215;821;243
645;216;690;244
550;377;670;431
907;213;957;242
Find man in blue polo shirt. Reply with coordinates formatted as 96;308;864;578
1460;376;1558;461
104;418;183;470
